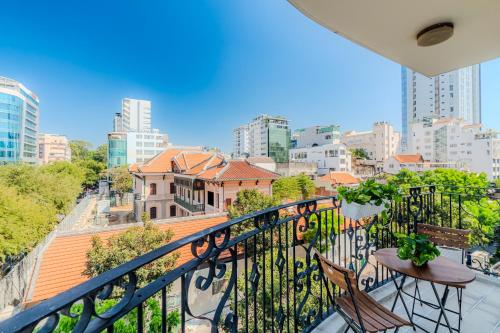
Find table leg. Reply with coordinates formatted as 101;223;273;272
431;283;452;333
389;270;416;331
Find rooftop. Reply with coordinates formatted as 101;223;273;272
29;215;227;304
394;154;424;163
319;171;360;185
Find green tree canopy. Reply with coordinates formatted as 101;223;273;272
228;189;279;219
83;218;179;287
350;148;370;160
69;140;93;162
272;174;315;202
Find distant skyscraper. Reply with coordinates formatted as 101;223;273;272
234;115;290;163
0;76;39;164
233;125;249;158
121;98;151;132
401;65;481;151
113;112;124;132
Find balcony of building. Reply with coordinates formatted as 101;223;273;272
0;185;498;332
174;195;205;213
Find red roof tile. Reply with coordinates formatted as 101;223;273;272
393;154;424;163
30;216;228;304
197;160;279;181
319;172;360;185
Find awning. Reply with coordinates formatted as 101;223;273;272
289;0;500;76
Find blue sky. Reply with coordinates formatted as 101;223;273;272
0;1;499;151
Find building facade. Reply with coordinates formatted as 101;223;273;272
291;125;341;148
289;142;351;175
0;77;39;164
235;115;290;163
409;118;499;179
341;122;400;162
108;130;169;168
131;149;279;220
38;134;71;164
233;125;249;158
401;65;481;151
120;98;152;132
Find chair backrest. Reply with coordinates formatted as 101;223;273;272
416;223;470;250
316;253;358;292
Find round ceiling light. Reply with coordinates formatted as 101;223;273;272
417;22;454;47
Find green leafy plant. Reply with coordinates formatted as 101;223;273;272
396;233;440;266
338;179;401;207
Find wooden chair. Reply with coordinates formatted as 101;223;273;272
413;223;471;332
315;253;410;333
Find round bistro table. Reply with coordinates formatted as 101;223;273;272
374;248;476;333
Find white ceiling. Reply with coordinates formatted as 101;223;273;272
289;0;500;77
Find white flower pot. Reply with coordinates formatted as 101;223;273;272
341;199;386;220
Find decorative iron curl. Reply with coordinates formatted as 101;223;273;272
183;248;238;333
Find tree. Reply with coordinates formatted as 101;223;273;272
90;143;108;164
69;140;92;162
77;159;106;189
109;166;133;204
350;148;370;160
272;174;315;202
295;173;315;200
83;218;179;287
227;189;279;219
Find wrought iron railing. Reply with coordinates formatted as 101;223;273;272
174;195;205;213
0;185;497;332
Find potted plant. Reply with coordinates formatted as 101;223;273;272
338;179;401;220
396;233;441;266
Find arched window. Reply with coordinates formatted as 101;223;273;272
150;183;157;195
150;206;157;219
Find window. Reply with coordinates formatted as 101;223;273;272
150;207;157;219
170;205;176;217
150;183;157;195
216;193;219;208
225;198;232;209
170;182;175;194
207;191;214;206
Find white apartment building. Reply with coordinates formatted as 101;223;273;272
401;65;481;151
234;115;290;163
291;125;341;148
38;134;71;164
120;98;152;132
289;143;351;175
233;125;249;158
341;122;400;162
470;132;500;180
0;76;39;164
108;130;169;168
409;118;499;179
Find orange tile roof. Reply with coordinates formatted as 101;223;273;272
133;149;186;173
319;171;360;185
197;160;280;181
393;154;424;163
31;216;228;304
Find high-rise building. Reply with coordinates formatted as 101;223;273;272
108;130;169;169
0;77;39;164
341;122;400;162
233;125;249;158
113;112;124;132
408;118;499;179
234;115;290;163
401;65;481;151
38;134;71;164
120;98;152;132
